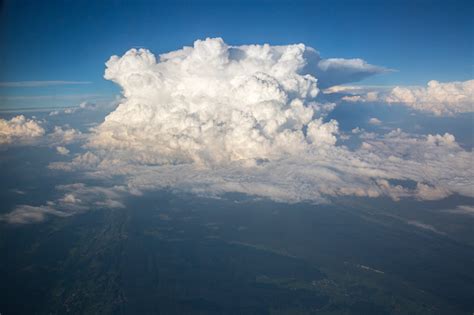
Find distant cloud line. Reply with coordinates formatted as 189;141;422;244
0;80;92;87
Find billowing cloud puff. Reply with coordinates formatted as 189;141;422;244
90;38;387;165
48;126;82;145
90;37;354;165
0;115;45;145
340;80;474;116
0;115;83;149
386;80;474;115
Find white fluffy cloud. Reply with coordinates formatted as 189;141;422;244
48;126;82;145
444;205;474;216
0;205;69;224
52;128;472;204
90;38;353;165
368;117;382;125
56;146;70;155
49;101;104;116
0;115;45;145
386;80;473;115
340;80;474;116
406;220;445;235
90;38;388;165
0;114;83;150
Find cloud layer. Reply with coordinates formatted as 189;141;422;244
386;80;473;115
91;38;360;165
3;38;472;224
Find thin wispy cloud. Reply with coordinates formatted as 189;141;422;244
0;93;105;101
0;80;92;87
0;94;112;111
337;80;474;116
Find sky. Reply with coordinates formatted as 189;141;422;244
0;0;473;109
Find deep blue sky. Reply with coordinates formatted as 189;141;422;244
0;0;472;108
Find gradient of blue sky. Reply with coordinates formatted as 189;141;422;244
0;0;472;108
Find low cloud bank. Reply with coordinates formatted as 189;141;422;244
0;115;45;145
0;183;125;224
340;80;474;116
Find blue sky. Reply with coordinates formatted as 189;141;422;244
0;0;473;108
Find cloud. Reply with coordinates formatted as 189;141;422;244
49;101;101;116
426;133;456;146
368;117;382;125
56;146;70;155
0;183;126;224
0;81;91;87
0;116;83;153
46;38;473;207
386;80;474;115
315;58;391;88
89;38;387;165
48;126;83;145
49;151;101;171
443;205;474;216
0;115;45;145
90;38;338;165
414;183;450;201
0;205;69;224
54;128;473;204
340;80;474;116
406;220;445;235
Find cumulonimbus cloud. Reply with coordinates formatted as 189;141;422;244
46;38;473;206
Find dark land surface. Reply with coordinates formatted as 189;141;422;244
1;191;474;314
